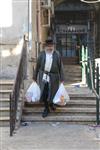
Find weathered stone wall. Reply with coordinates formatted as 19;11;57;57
0;0;28;45
0;0;30;79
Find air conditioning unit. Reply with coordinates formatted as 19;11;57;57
41;0;51;9
41;9;51;27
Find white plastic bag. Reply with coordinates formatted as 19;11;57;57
25;81;41;102
53;83;70;106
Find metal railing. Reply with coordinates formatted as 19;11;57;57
80;45;100;124
10;35;28;136
87;58;100;125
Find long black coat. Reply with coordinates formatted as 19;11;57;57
33;50;64;103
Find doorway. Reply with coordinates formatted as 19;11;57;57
55;24;87;64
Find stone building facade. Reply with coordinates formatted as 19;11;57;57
31;0;100;62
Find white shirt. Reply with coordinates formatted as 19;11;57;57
45;52;53;72
42;50;53;82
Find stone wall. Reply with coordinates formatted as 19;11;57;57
0;0;30;79
0;0;28;45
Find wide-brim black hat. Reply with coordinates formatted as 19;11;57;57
45;39;54;45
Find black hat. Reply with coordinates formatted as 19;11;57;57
45;38;54;45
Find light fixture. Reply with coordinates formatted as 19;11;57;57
80;0;100;3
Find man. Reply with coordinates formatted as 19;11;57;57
33;38;64;118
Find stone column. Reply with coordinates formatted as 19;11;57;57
27;0;37;80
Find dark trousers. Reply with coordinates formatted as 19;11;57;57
41;82;49;109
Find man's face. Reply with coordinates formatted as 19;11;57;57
46;44;54;51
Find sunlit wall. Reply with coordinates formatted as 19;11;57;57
0;0;29;44
0;0;12;27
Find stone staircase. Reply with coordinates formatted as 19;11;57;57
22;84;99;124
62;57;79;65
1;65;97;125
0;80;14;126
21;64;99;124
64;65;82;84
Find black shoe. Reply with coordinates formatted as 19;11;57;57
49;104;56;111
42;108;50;118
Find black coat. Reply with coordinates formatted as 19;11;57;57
33;50;64;103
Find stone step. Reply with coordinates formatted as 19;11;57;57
0;90;12;98
0;107;10;117
0;98;22;107
0;97;21;126
0;100;21;116
65;81;82;85
23;107;98;114
64;69;82;83
64;79;82;82
24;104;96;109
0;80;14;84
24;94;96;100
0;111;10;117
0;80;13;126
63;61;79;65
0;98;10;107
64;65;81;67
22;114;97;123
68;94;96;100
0;116;9;120
64;73;81;78
64;73;81;77
0;117;9;127
64;66;81;69
24;100;97;107
65;82;82;85
22;80;97;124
0;107;10;111
64;71;81;77
64;69;81;74
0;102;9;108
0;98;10;101
0;80;14;90
64;65;82;81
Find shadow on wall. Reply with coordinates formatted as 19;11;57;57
0;38;24;79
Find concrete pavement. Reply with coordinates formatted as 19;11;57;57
1;122;100;150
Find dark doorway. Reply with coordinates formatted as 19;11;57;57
54;1;95;64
